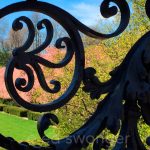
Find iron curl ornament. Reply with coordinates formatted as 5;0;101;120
0;0;150;149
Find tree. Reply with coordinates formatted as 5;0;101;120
52;20;66;42
6;28;26;51
31;13;42;49
0;19;8;50
31;13;67;49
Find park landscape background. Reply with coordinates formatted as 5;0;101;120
0;0;150;149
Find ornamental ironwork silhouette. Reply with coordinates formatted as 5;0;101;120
0;0;150;149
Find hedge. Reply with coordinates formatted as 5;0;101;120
0;98;20;107
0;104;7;111
3;106;27;117
0;103;43;121
27;111;42;121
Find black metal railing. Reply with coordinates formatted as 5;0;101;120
0;0;150;149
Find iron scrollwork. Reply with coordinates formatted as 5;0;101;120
0;0;150;149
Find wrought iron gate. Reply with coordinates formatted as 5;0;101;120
0;0;150;149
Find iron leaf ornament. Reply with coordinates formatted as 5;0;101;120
0;0;149;149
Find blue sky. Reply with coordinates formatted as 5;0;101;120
0;0;133;37
0;0;113;27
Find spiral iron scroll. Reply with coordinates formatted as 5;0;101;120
0;0;150;149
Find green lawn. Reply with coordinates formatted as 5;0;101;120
0;112;56;142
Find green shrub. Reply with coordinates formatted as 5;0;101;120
0;50;11;66
27;111;42;121
0;98;20;107
0;104;7;111
3;106;27;117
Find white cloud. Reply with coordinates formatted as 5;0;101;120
69;2;103;26
68;2;120;32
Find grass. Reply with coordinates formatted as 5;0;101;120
0;112;56;142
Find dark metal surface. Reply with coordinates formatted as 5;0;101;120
0;0;149;149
